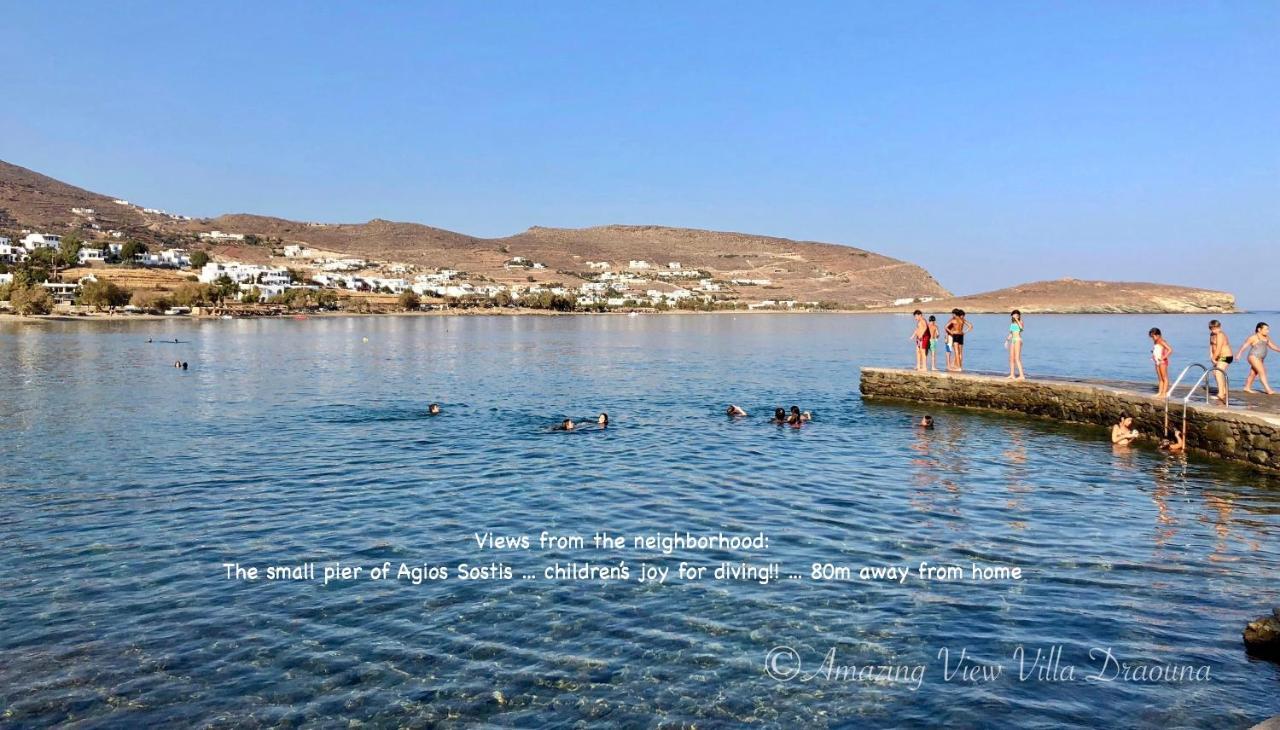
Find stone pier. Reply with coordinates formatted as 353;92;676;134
859;367;1280;473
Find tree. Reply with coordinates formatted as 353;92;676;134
244;234;263;246
78;279;131;310
9;283;54;315
57;234;84;269
241;287;261;304
189;250;210;269
212;275;239;303
119;240;148;266
172;283;215;307
399;290;421;310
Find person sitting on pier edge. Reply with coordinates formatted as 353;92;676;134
1111;415;1140;446
726;404;748;418
1159;428;1186;455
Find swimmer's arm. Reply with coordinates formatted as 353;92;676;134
1236;337;1252;359
1269;339;1280;353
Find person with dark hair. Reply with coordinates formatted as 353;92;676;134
1208;320;1233;404
910;310;928;371
726;404;748;418
1111;414;1140;446
945;309;974;371
555;419;575;431
927;315;941;371
918;415;934;429
1237;322;1280;395
181;361;188;371
1005;310;1025;380
771;408;787;424
428;403;441;415
1149;327;1173;397
597;412;609;428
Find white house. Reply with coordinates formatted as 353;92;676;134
198;230;246;242
283;244;318;258
667;262;682;269
0;239;24;264
628;260;652;270
21;233;61;250
586;261;610;270
158;248;192;268
71;207;95;216
198;262;289;286
78;247;106;264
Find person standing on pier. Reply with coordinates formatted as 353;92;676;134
911;310;928;371
1005;310;1025;380
927;316;941;371
1237;322;1280;395
945;309;973;371
1149;327;1174;397
1208;320;1233;404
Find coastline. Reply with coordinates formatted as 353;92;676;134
0;307;1256;324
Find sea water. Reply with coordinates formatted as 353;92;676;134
1;313;1277;727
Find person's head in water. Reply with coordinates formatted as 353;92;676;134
774;408;786;422
182;362;188;370
919;415;934;429
1118;414;1133;429
428;403;441;415
787;411;802;426
597;412;608;427
790;406;801;417
726;404;747;417
561;419;575;431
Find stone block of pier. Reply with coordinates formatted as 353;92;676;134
859;368;1280;473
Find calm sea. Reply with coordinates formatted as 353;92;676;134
2;313;1278;728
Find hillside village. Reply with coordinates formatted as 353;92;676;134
1;199;921;316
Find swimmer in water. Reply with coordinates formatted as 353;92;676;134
789;406;812;423
786;411;803;427
428;403;441;415
174;360;182;368
1111;415;1140;446
771;408;787;424
918;415;934;429
726;404;748;417
181;362;188;370
556;419;576;431
597;412;609;428
1159;428;1186;455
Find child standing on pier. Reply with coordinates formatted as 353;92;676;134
927;316;941;371
1209;320;1233;404
1149;327;1173;397
911;310;928;371
1237;322;1280;395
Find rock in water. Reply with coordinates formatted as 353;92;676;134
1243;608;1280;660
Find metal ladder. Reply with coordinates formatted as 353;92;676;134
1163;363;1228;437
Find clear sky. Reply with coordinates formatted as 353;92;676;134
3;1;1277;307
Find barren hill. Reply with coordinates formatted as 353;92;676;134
0;159;951;307
890;278;1236;314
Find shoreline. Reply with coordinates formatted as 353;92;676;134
0;307;1258;324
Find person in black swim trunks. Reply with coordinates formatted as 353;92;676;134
945;309;974;371
1208;320;1233;404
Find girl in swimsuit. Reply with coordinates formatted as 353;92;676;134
1005;309;1025;380
1236;322;1280;394
1149;327;1173;397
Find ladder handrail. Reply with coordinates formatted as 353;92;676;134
1162;363;1227;437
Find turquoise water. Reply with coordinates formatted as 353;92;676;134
1;313;1278;728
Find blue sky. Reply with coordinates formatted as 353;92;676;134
3;1;1277;306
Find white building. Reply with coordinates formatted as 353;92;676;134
667;262;682;269
198;262;289;286
283;244;318;258
0;239;23;264
21;233;62;250
158;248;192;268
586;261;610;270
628;260;652;270
78;247;106;264
71;207;95;216
731;278;772;286
198;230;246;242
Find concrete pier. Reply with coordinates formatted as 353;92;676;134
859;368;1280;473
